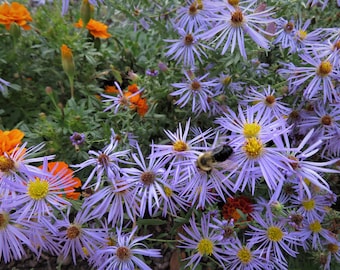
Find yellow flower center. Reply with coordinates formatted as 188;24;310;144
0;156;15;173
317;61;332;77
231;8;244;26
267;226;284;242
309;221;322;233
243;123;261;138
197;238;214;256
66;225;81;239
173;140;188;152
237;246;252;264
302;199;315;211
164;186;173;197
0;212;9;230
242;137;263;158
27;178;49;200
297;30;307;40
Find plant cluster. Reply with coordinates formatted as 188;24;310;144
0;0;340;270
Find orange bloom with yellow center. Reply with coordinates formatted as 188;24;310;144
222;196;253;222
75;18;111;39
0;129;25;156
41;161;82;200
0;2;32;30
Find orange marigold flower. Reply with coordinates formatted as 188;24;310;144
75;18;111;39
0;129;25;156
104;85;119;94
0;2;32;30
124;91;141;107
127;83;139;93
136;98;148;117
222;196;253;222
41;161;82;200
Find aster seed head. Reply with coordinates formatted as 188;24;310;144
184;34;194;45
98;153;110;167
327;243;339;253
141;171;156;185
228;0;240;6
231;8;244;26
116;246;131;261
191;80;201;91
321;115;332;125
284;22;294;33
66;225;81;239
0;156;15;173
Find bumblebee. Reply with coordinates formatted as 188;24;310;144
196;144;234;172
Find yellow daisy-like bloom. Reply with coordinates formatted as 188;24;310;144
0;2;32;30
75;18;111;39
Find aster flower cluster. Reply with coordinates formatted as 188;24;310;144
1;0;340;270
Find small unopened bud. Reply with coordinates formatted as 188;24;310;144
45;86;53;95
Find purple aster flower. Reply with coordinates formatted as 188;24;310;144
322;239;340;270
210;217;237;244
215;105;288;144
101;82;144;113
91;226;161;270
0;142;54;184
223;236;274;269
214;72;244;94
150;118;214;167
170;71;220;113
298;102;340;141
273;129;338;198
289;192;334;222
71;133;130;191
174;0;215;32
202;1;275;59
82;175;139;227
70;132;85;146
178;213;225;269
0;205;36;263
0;77;10;97
164;27;211;67
297;218;336;251
123;143;168;217
241;86;292;120
55;207;108;264
246;212;302;268
278;52;340;104
273;17;296;52
2;158;73;222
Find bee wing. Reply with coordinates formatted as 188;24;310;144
216;159;238;171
